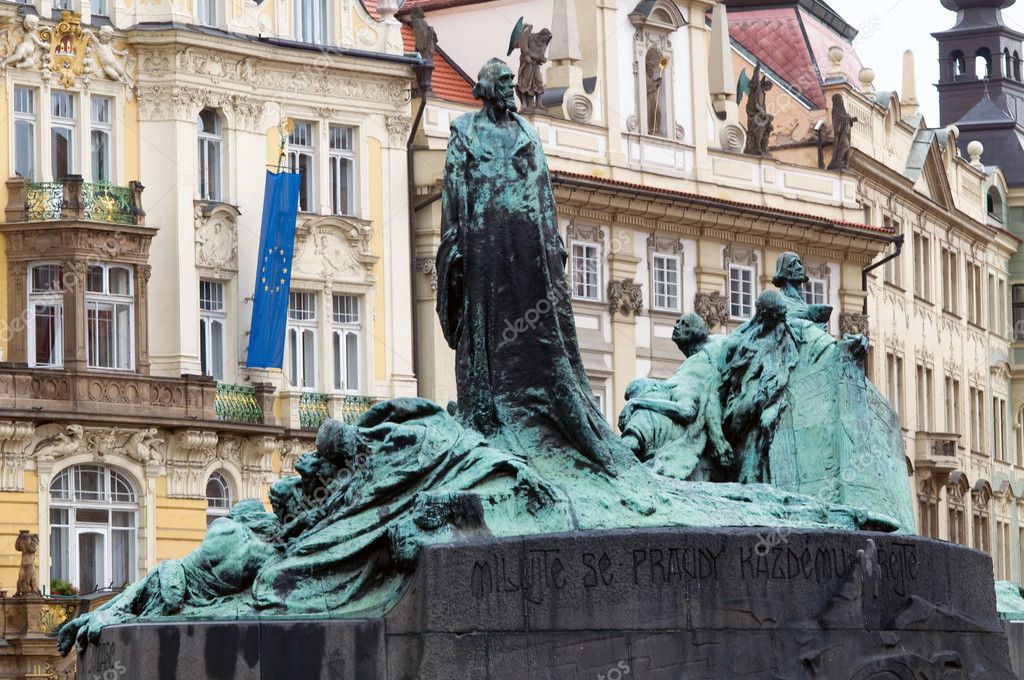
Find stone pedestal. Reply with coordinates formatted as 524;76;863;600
79;528;1016;679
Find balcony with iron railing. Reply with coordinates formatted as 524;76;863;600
281;391;377;431
6;175;146;225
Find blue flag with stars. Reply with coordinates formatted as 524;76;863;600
246;170;302;369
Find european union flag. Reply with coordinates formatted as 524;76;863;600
246;170;301;368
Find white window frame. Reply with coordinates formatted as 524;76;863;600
728;264;756;320
52;0;73;9
802;277;827;305
49;465;138;593
287;120;315;213
329;125;356;217
571;241;602;302
93;0;109;16
196;0;217;27
332;294;361;394
197;108;223;202
27;263;64;369
13;86;36;180
199;280;226;382
50;91;76;181
293;0;328;45
651;253;681;313
205;471;232;527
90;95;112;184
85;264;135;371
286;291;318;390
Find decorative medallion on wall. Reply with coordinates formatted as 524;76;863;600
694;291;728;330
608;279;644;318
294;216;379;289
194;202;240;278
839;312;869;338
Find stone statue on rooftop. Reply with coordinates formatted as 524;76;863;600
828;94;858;171
409;7;437;63
508;21;552;114
744;62;774;156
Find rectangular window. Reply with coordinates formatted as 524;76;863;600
90;97;111;183
52;0;72;9
913;231;931;300
993;397;1009;462
93;0;108;15
332;294;361;393
287;292;317;389
803;278;827;305
886;352;905;425
941;247;959;314
28;264;64;368
51;91;76;180
970;387;985;453
85;265;133;371
14;87;35;180
651;253;680;312
571;241;601;301
967;262;984;326
1014;285;1024;341
915;364;933;432
883;217;902;287
293;0;328;44
288;121;315;213
329;125;356;216
729;264;755;320
945;375;961;434
199;281;226;381
196;0;216;26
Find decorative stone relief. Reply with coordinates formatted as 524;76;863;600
167;430;219;499
567;94;593;123
293;217;379;289
27;424;84;464
240;436;278;500
417;257;438;293
137;85;266;129
566;222;604;243
194;202;240;278
608;279;644;318
694;291;729;330
647;234;684;255
722;244;758;267
385;115;411;147
0;421;35;492
839;312;870;338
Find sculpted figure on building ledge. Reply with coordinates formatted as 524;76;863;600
743;62;774;156
508;21;552;114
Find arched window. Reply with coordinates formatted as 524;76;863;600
988;186;1005;222
50;465;138;593
1004;48;1012;78
1015;51;1022;81
205;471;233;527
952;50;966;78
975;48;993;79
197;108;222;202
918;479;939;539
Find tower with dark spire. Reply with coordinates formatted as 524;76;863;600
935;0;1024;185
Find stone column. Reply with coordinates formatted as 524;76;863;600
62;258;88;372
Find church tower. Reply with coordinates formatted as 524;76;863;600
935;0;1024;186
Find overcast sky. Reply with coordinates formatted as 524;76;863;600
825;1;1024;124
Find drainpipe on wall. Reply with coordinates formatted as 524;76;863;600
861;234;905;315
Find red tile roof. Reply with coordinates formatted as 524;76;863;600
728;6;863;108
400;24;477;105
363;0;492;19
552;170;894;238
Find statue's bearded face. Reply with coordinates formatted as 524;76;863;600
783;258;806;282
488;65;518;112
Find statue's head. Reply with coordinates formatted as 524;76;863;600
473;58;517;113
228;499;279;541
410;6;426;19
269;477;303;522
98;25;115;43
754;290;788;326
672;314;709;355
771;252;808;288
23;14;38;30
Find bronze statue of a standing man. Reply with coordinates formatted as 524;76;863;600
436;58;628;474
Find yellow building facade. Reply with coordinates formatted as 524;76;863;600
0;0;421;641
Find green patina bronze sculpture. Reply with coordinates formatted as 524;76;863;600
57;58;914;657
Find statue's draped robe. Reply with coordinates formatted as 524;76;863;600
436;111;627;472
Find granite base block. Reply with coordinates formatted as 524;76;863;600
80;528;1018;680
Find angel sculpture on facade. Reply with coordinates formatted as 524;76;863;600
508;19;552;114
87;26;135;89
1;14;49;70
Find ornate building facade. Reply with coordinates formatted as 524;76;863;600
0;2;420;658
